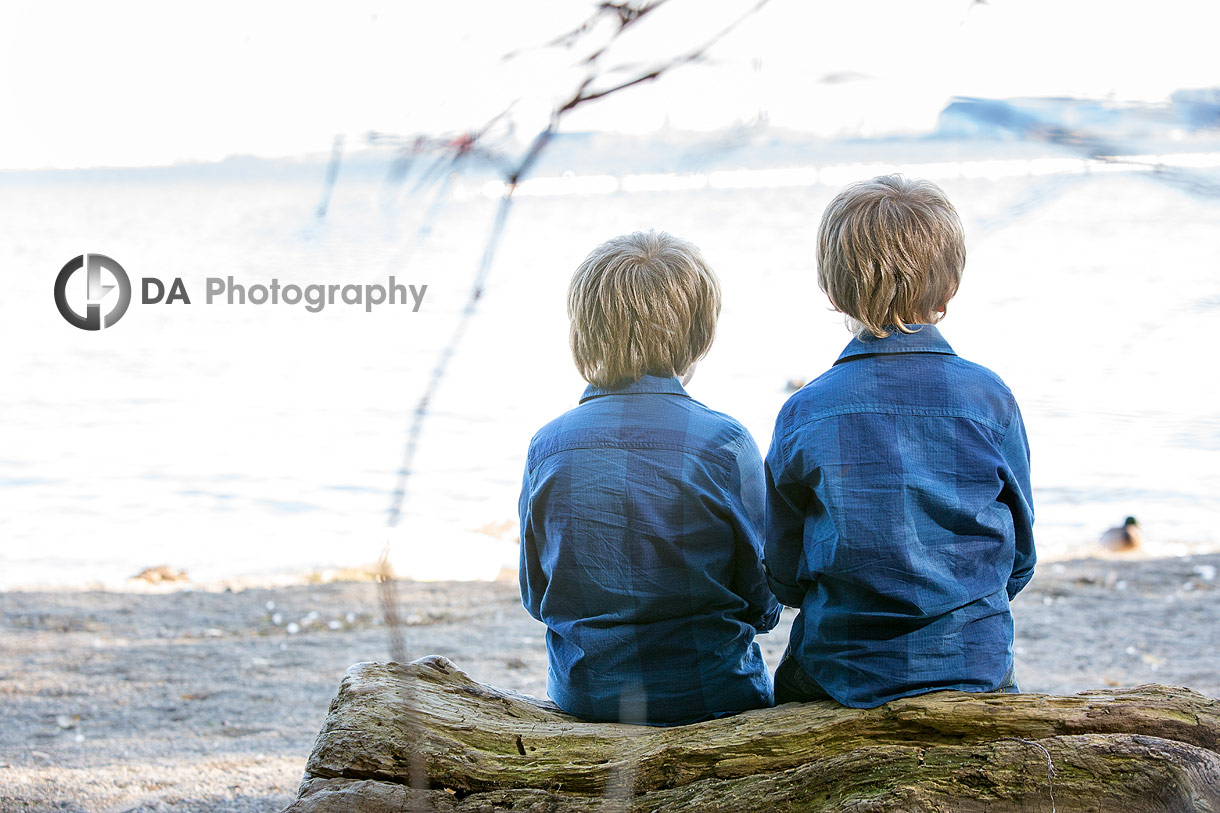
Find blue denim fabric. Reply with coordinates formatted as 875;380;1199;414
776;651;1020;704
765;326;1036;709
520;375;782;725
773;649;832;705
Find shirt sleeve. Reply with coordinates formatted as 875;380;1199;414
999;403;1036;600
725;431;782;632
518;462;547;622
763;426;811;608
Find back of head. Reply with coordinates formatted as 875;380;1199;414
568;231;721;388
817;174;965;338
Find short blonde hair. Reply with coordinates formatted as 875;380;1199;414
817;174;965;338
568;231;721;388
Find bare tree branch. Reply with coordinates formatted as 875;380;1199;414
383;0;771;528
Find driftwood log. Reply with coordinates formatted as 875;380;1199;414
285;656;1220;812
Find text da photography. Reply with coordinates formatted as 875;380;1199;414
146;275;428;313
55;252;428;330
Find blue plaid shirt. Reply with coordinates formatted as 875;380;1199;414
520;375;781;725
766;326;1035;708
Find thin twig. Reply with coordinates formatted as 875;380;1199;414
1003;737;1057;813
503;0;672;59
384;186;517;528
604;683;648;810
375;546;406;664
562;0;770;110
315;134;345;219
375;547;429;810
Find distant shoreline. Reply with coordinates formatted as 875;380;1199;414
5;542;1217;594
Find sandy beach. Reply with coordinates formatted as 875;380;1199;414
2;551;1218;812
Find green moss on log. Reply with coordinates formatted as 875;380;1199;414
285;656;1220;812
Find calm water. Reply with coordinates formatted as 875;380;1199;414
3;144;1219;587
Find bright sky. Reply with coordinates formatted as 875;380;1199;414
2;0;1218;170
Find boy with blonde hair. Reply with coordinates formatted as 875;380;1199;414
519;230;780;725
766;175;1035;708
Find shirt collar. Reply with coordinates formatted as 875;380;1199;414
834;324;957;365
580;374;690;403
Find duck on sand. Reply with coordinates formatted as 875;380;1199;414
1102;517;1142;552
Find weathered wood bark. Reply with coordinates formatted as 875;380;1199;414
285;656;1220;812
